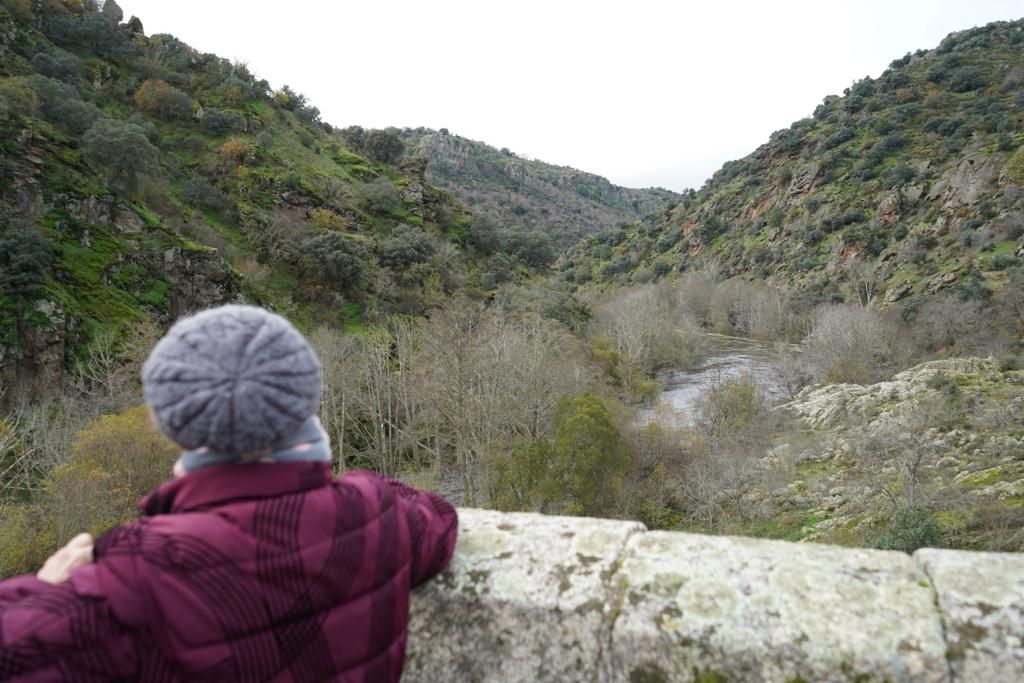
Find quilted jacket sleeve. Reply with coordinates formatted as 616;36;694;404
0;567;139;680
382;478;459;586
0;574;50;608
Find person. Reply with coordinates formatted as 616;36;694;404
0;305;458;681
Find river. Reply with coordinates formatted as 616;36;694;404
637;334;791;428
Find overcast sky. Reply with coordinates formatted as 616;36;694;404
121;1;1022;192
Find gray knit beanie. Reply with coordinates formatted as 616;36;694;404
142;305;322;455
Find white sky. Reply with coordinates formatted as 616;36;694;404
121;1;1023;191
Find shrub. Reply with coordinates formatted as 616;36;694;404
0;406;178;577
308;208;348;233
181;176;234;217
133;79;193;120
30;50;80;83
829;207;868;231
45;13;134;58
699;215;725;241
200;108;228;136
881;163;915;188
694;376;766;439
298;232;366;295
365;129;404;164
632;268;654;284
218;76;248;105
216;136;250;166
64;406;179;516
273;85;320;123
948;67;987;93
873;505;942;553
504;229;556;268
361;177;401;214
25;75;99;135
339;125;367;152
81;118;160;191
925;371;954;391
821;126;855;151
0;221;53;314
0;78;38;116
655;233;679;252
804;304;894;384
379;223;435;269
488;394;632;516
988;253;1020;271
997;354;1020;372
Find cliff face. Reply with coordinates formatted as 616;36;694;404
564;19;1024;303
405;129;681;246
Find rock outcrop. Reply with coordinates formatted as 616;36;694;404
927;155;1000;211
772;358;1024;545
406;508;1024;682
160;246;237;318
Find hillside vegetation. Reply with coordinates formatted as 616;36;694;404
564;19;1024;306
0;0;554;399
399;128;680;247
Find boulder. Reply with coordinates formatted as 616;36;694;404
101;0;123;23
126;15;144;35
878;191;901;223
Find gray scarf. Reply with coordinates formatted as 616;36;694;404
177;416;331;473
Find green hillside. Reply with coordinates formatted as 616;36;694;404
397;127;680;247
563;19;1024;305
0;0;539;398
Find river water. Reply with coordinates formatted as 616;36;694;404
637;334;790;428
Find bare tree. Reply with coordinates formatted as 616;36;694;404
803;304;895;384
0;410;37;498
854;398;951;509
415;297;496;505
773;342;812;399
501;314;588;438
71;321;159;416
311;319;429;477
847;261;881;308
308;327;358;471
588;284;702;393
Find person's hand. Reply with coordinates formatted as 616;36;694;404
37;533;94;584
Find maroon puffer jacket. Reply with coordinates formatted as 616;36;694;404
0;462;458;682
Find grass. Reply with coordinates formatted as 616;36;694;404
795;459;839;485
733;511;828;542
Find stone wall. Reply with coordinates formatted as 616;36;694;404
405;509;1023;683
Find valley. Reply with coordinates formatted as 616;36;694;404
0;1;1021;579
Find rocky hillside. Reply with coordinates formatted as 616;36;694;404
756;358;1024;551
400;128;680;247
0;1;526;399
563;19;1024;305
